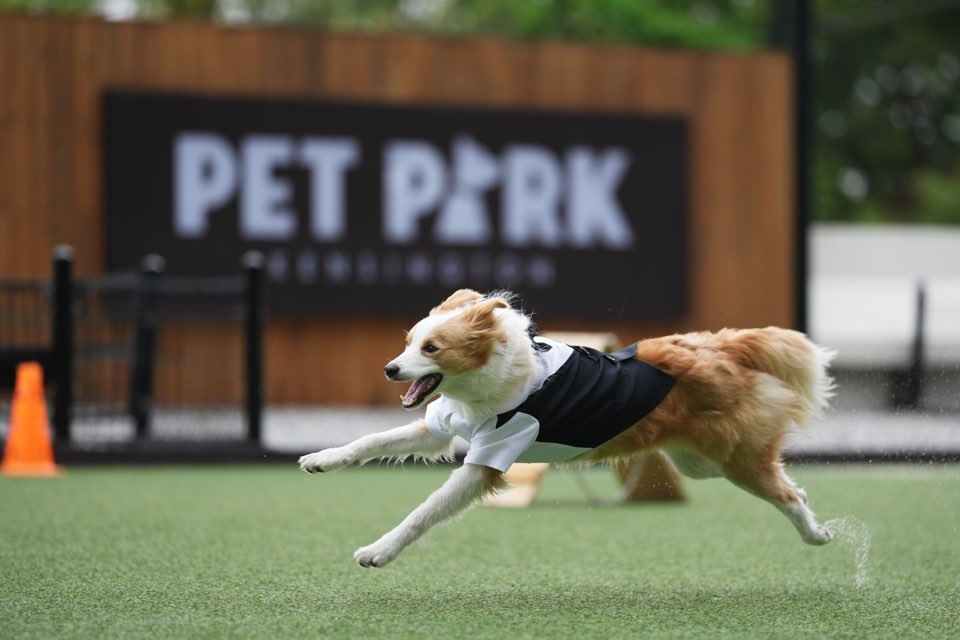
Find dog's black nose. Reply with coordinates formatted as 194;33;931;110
384;363;400;380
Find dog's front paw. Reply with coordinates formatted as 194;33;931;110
804;524;834;546
298;449;351;474
354;538;401;568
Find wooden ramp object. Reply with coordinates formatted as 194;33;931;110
616;452;686;502
482;463;550;508
485;453;687;508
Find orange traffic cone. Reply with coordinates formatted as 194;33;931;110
1;362;61;477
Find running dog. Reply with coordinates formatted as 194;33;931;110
299;289;836;567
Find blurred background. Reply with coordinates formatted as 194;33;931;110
1;0;958;461
11;0;958;224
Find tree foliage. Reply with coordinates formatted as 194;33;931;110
814;1;960;223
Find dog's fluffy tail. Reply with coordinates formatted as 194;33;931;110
727;328;836;425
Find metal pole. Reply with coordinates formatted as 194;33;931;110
242;251;265;444
793;0;812;333
129;254;165;438
909;281;926;407
890;281;926;410
51;244;74;442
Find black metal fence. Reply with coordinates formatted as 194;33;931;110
0;246;263;451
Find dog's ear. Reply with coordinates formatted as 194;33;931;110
462;296;508;331
432;289;484;315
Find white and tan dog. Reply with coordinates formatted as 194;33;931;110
299;289;836;568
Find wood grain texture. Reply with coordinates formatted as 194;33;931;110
0;14;794;403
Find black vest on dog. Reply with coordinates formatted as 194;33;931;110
496;343;675;449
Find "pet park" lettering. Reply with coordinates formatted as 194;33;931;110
173;132;636;251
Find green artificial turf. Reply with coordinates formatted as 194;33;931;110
1;463;959;639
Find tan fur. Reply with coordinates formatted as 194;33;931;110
423;293;834;514
425;298;510;374
299;292;836;568
584;328;832;508
431;289;486;314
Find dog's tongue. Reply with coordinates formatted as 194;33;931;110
402;374;441;408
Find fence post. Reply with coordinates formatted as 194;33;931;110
129;254;165;438
891;280;926;410
243;251;265;444
51;244;74;441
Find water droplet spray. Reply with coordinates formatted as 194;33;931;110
825;516;871;589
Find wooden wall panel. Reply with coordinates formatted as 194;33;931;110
0;14;795;405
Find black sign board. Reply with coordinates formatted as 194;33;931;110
105;91;687;319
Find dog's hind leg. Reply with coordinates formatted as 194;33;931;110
723;452;832;546
299;419;453;473
354;464;504;568
779;468;809;504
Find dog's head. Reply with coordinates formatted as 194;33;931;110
384;289;522;409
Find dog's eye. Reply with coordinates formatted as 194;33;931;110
422;343;439;354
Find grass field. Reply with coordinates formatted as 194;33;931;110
2;463;959;639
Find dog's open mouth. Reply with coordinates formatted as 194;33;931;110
401;373;443;409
